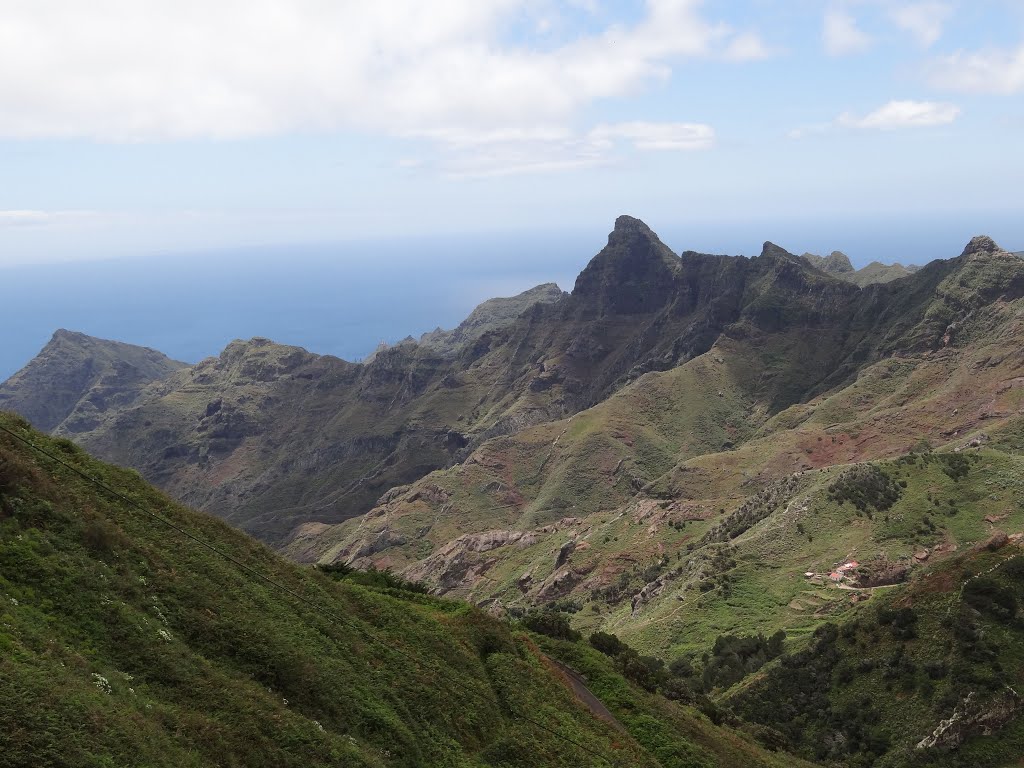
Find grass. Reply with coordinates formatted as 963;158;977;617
4;411;794;768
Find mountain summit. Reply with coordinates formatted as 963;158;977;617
0;330;184;433
572;215;680;315
960;234;1010;259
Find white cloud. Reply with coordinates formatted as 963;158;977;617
589;121;714;150
723;31;774;62
0;210;99;227
789;99;960;138
0;211;51;227
427;120;713;179
928;44;1024;94
839;100;960;129
786;123;832;140
823;8;871;56
0;1;749;177
0;0;727;144
889;2;952;48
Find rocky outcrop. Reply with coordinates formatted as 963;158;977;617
631;574;669;615
917;691;1021;750
961;235;1008;260
402;529;539;591
336;528;409;562
571;215;680;316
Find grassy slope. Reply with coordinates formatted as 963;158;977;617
0;412;799;768
727;538;1024;767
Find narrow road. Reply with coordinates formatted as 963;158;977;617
548;658;627;733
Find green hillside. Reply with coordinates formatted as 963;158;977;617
0;412;799;768
728;537;1024;767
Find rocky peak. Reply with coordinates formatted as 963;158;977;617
820;251;854;274
0;331;185;433
217;338;316;382
50;328;92;345
826;251;854;270
572;215;680;315
960;235;1009;259
759;241;798;261
612;214;658;238
800;250;854;275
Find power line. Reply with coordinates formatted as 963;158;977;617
0;422;622;767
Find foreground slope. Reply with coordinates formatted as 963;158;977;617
0;412;800;768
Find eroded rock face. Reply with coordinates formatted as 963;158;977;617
336;528;409;562
402;529;539;591
572;215;681;317
917;691;1021;750
535;564;590;601
631;575;668;615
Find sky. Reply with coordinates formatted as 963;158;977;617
1;1;1023;376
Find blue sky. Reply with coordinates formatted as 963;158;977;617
1;0;1022;266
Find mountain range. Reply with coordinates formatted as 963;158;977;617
4;216;1024;765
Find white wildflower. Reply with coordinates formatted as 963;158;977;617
9;597;17;606
313;720;325;733
138;576;147;585
157;629;172;642
92;674;112;694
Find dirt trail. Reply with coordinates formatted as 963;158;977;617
835;582;902;591
548;658;627;733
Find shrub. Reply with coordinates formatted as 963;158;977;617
964;577;1018;623
522;610;581;641
827;465;902;514
589;631;629;657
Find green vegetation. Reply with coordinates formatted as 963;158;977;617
729;546;1024;767
1;413;797;767
827;465;902;515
